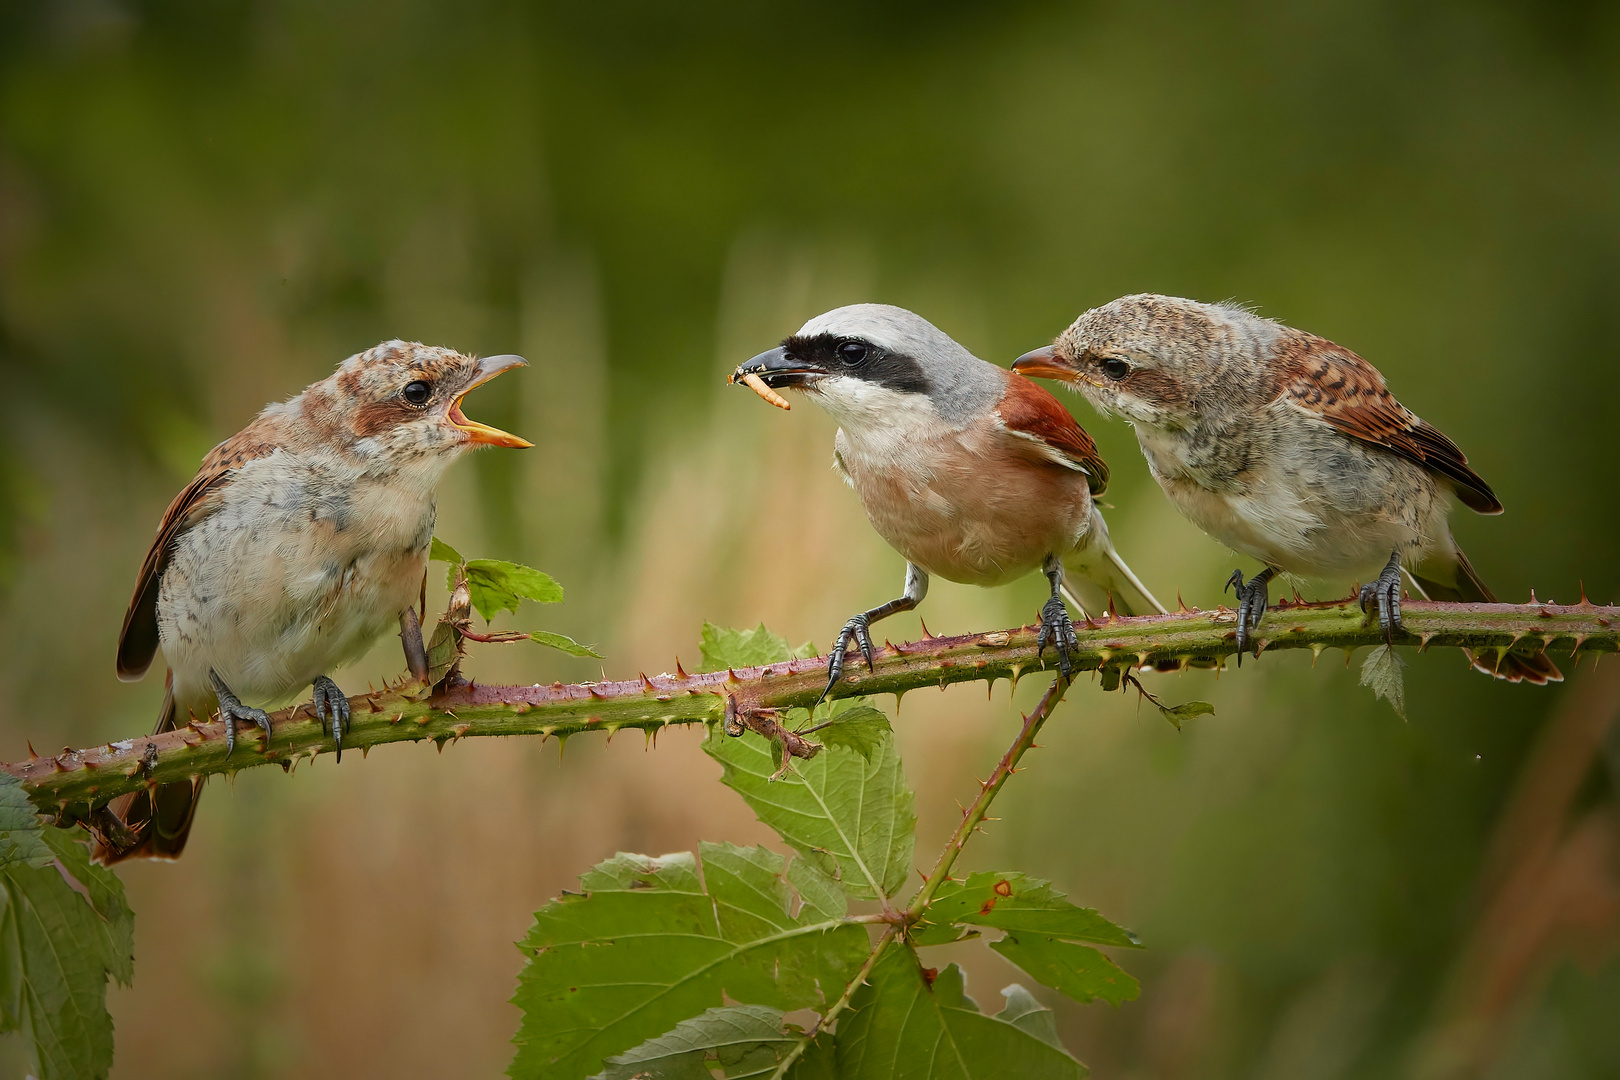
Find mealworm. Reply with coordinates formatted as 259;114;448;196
739;371;791;411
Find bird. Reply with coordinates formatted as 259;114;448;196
731;303;1166;700
94;341;532;863
1012;293;1560;684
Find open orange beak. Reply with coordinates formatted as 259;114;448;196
451;354;533;448
1010;345;1080;383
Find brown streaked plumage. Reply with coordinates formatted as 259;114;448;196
96;341;531;863
1015;293;1559;685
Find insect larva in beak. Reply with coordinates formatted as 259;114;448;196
741;371;791;411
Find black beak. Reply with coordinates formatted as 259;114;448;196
730;346;824;390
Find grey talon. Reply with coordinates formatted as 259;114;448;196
1359;550;1405;641
312;675;350;762
1225;567;1277;662
210;669;272;759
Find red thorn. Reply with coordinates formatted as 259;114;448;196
1107;593;1119;620
726;668;741;685
919;618;933;640
588;687;608;700
26;741;38;760
1176;592;1190;613
1529;588;1540;604
675;658;689;679
639;673;657;693
1578;581;1591;606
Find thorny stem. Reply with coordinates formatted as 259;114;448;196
6;597;1618;817
770;927;899;1080
773;673;1070;1076
907;675;1071;920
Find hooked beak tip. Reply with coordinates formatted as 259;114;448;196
1011;346;1079;382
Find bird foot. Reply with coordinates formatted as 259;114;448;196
312;675;351;762
1036;595;1078;679
1359;560;1404;640
210;670;272;759
821;612;876;703
1225;569;1270;662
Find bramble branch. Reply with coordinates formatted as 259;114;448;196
7;596;1616;816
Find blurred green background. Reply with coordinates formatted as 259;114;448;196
3;1;1619;1077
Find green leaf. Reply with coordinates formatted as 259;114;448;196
509;845;868;1080
429;536;463;564
699;623;795;671
590;1004;800;1080
0;775;52;871
990;935;1140;1007
465;559;564;621
836;951;1085;1079
0;776;136;1080
811;706;892;762
704;722;915;903
1158;700;1215;730
1359;643;1407;719
916;872;1140;948
996;984;1065;1050
530;631;604;659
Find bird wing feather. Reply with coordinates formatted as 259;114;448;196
115;426;282;680
1275;334;1502;514
994;373;1110;496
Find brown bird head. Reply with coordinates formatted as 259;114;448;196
1013;294;1258;432
320;340;532;462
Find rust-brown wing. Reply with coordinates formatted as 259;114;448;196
1277;335;1502;514
996;373;1110;496
115;428;279;680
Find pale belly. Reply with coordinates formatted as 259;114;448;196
1147;435;1447;582
156;458;433;709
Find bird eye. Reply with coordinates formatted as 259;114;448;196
1100;358;1132;381
402;380;432;405
837;341;869;366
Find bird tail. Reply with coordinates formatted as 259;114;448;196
1410;547;1562;685
1062;506;1169;619
90;673;205;864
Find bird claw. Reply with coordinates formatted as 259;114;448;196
312;675;351;762
210;670;272;760
1035;595;1077;679
821;613;875;704
1359;560;1404;641
1225;569;1270;662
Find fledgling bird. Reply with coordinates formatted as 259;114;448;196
1012;294;1560;683
97;341;532;863
732;303;1166;700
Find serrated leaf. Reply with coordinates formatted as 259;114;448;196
591;1004;798;1080
811;707;891;762
997;984;1064;1049
0;774;52;871
990;935;1140;1007
510;846;868;1080
530;631;604;659
465;559;564;621
1158;700;1215;730
786;858;846;923
429;536;463;564
0;777;136;1080
1359;643;1407;719
699;623;795;671
836;951;1085;1079
704;724;914;903
916;872;1139;948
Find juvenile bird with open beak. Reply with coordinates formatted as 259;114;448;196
98;341;531;862
733;304;1166;700
1013;294;1560;683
